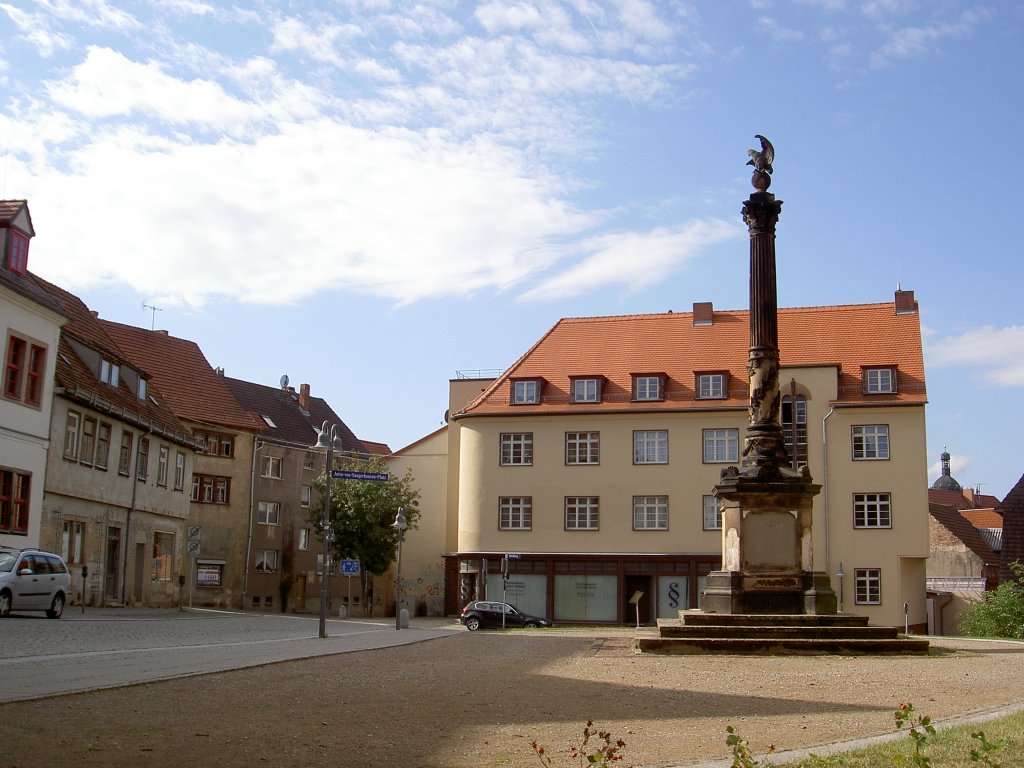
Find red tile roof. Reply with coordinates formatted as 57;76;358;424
930;503;999;566
359;439;392;456
101;320;260;432
960;509;1003;529
458;299;925;417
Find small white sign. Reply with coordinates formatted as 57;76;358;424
187;525;202;542
186;540;201;556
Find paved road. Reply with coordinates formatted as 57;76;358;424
0;607;462;702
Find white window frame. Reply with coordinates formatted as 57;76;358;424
261;455;283;479
298;528;310;551
565;431;600;465
258;501;281;525
118;432;133;476
864;368;896;394
633;495;668;530
136;438;150;480
853;492;892;528
633;430;668;464
572;378;599;403
100;358;120;387
853;425;889;460
565;496;599;530
300;485;311;507
64;410;81;460
255;549;278;572
303;453;316;471
698;373;725;399
157;445;169;486
703;428;739;463
782;395;808;446
703;495;722;530
500;433;533;466
854;568;881;604
512;379;539;404
499;496;533;530
633;375;662;401
96;422;111;470
79;416;96;466
174;451;186;490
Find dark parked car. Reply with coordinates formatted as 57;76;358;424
459;600;553;631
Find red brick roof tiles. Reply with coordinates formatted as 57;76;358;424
960;509;1003;529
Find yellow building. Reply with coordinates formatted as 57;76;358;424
394;289;929;629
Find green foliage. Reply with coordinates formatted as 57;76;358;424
958;562;1024;640
969;730;1006;768
309;454;420;576
894;703;936;767
532;721;626;767
725;725;775;768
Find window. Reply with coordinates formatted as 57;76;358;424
511;379;540;405
7;230;29;273
152;532;174;582
64;411;81;460
258;501;281;525
633;430;668;464
191;474;231;504
633;375;663;401
195;431;234;457
301;485;311;507
137;438;150;480
61;520;85;564
24;344;45;406
852;425;889;460
855;568;881;604
633;496;668;530
303;454;316;471
565;432;600;465
157;445;169;486
703;428;739;463
298;528;310;551
96;422;111;469
99;358;120;387
854;493;892;528
79;417;96;466
571;378;600;403
782;395;807;448
864;368;896;394
565;497;599;530
255;550;278;572
499;497;532;530
500;433;533;466
2;336;43;404
174;451;186;490
118;432;133;476
137;377;148;401
697;373;726;399
261;456;282;479
0;470;31;534
703;495;722;530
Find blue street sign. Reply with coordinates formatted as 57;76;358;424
339;559;360;575
329;470;389;482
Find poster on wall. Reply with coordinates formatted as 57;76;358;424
554;574;616;622
657;575;689;618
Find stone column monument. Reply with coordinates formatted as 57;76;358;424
701;136;837;615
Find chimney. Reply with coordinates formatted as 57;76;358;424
895;289;917;315
693;302;713;326
299;383;310;412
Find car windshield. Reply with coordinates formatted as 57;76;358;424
0;552;16;572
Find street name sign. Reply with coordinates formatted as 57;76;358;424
329;470;389;482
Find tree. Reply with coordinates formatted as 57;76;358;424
959;562;1024;639
308;454;420;614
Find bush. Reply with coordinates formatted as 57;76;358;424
959;562;1024;639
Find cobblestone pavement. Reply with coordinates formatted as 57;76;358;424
0;607;463;702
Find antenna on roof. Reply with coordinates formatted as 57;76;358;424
280;374;289;389
142;302;163;331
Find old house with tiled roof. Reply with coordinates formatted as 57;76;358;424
419;290;929;628
220;376;367;613
998;473;1024;585
101;321;261;607
30;276;201;607
1;200;66;552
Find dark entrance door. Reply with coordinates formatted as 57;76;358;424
624;575;653;626
104;526;121;602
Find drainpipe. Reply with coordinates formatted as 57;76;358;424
241;438;264;611
821;405;836;575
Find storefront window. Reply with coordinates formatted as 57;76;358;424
554;574;616;622
486;573;547;619
657;575;689;618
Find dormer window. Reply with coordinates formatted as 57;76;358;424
511;379;541;405
697;373;727;399
100;359;120;388
7;231;29;274
632;374;664;402
570;377;601;404
137;377;148;401
864;367;896;394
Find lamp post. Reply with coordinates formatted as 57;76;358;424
311;421;344;639
835;562;845;614
392;507;408;630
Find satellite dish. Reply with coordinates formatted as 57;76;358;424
280;374;289;389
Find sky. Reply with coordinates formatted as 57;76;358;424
2;0;1022;499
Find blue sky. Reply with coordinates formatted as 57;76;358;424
2;0;1022;498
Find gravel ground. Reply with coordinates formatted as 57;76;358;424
3;632;1024;768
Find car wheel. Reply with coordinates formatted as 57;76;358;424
465;616;481;631
46;593;65;619
0;589;11;617
523;621;538;629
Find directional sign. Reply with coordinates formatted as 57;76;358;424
329;470;389;482
339;559;360;575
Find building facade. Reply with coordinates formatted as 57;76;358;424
422;291;930;628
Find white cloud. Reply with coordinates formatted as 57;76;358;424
759;16;805;42
925;325;1024;387
868;8;993;69
0;3;73;57
518;220;740;301
37;0;141;30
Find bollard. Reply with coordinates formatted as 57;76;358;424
81;564;88;614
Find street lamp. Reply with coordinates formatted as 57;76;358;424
311;421;344;639
392;507;408;631
835;562;845;614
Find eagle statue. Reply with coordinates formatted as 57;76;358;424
746;134;774;174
